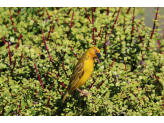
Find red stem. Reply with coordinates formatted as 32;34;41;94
137;25;143;47
153;71;159;80
9;8;17;32
131;8;135;40
125;62;127;71
147;7;159;50
123;7;131;32
70;11;74;29
89;74;99;90
157;36;162;54
51;25;55;33
6;24;8;28
50;16;58;33
149;69;153;78
112;11;117;18
19;100;21;113
94;7;96;12
97;74;110;89
121;91;124;97
57;87;62;96
46;10;51;20
34;62;45;89
0;101;8;116
103;26;107;58
15;34;22;49
47;71;66;89
91;7;94;25
129;8;135;60
31;18;37;23
8;42;12;65
47;71;52;76
67;12;79;60
126;7;131;14
18;8;21;15
97;27;104;37
49;83;54;91
2;37;6;44
41;28;54;63
150;7;159;39
91;7;95;42
11;58;16;74
51;9;58;33
67;8;72;15
63;61;68;78
107;7;109;15
110;57;116;69
47;26;51;41
20;53;23;68
108;7;122;36
67;11;74;38
60;82;66;88
69;45;79;60
55;73;59;79
84;8;92;23
46;97;50;107
155;19;162;54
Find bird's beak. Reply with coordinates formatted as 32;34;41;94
96;53;101;57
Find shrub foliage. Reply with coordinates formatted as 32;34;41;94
0;7;164;116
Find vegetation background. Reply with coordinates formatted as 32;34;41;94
0;7;164;116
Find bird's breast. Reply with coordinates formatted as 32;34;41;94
83;58;94;72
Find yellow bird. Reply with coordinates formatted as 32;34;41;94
63;47;101;103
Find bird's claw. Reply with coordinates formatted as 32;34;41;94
80;91;92;96
77;88;92;96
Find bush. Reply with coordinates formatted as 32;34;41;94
0;7;164;116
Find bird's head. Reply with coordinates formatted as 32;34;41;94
88;47;101;58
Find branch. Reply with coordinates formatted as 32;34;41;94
41;28;54;63
107;7;109;15
84;8;91;23
8;42;12;65
9;8;17;32
34;62;45;89
2;37;6;44
15;34;22;49
108;7;122;37
146;7;159;50
67;11;74;38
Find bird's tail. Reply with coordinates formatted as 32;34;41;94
63;91;69;103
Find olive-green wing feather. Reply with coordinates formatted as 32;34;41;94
63;62;84;103
68;62;84;93
67;53;89;93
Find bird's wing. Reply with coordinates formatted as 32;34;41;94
68;62;84;93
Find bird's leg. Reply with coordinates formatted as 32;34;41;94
77;88;92;96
